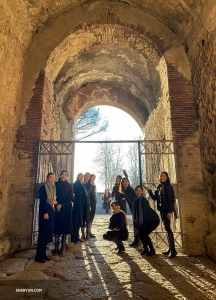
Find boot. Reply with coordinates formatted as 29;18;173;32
77;227;84;242
89;221;95;238
52;234;59;255
167;232;177;258
162;233;171;255
146;236;156;257
111;237;124;254
59;235;66;257
129;228;139;247
81;227;85;240
86;222;91;240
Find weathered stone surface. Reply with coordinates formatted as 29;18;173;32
0;258;27;275
0;216;215;299
0;0;216;264
14;249;36;259
4;271;49;281
0;272;6;279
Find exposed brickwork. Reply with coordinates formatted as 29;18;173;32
6;71;45;251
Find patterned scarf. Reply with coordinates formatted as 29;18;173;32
44;180;56;207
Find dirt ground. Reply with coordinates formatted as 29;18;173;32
0;215;215;300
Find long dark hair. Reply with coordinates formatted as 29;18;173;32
76;173;83;181
60;169;69;176
46;172;54;179
161;171;171;184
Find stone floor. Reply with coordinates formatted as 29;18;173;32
0;215;216;300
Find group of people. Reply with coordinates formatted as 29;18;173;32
103;171;177;257
36;168;177;262
35;170;97;263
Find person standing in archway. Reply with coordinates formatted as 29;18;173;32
102;189;112;215
122;177;140;248
85;174;97;238
73;173;89;242
144;171;177;258
112;170;128;213
53;169;74;256
35;172;57;263
134;185;160;256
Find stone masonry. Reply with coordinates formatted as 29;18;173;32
0;0;216;265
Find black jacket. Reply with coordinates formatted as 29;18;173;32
54;180;73;234
38;185;55;243
148;182;174;213
86;181;97;207
123;185;136;214
133;196;160;228
73;180;89;227
109;212;127;231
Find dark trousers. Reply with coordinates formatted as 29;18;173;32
36;235;47;259
138;220;159;247
105;203;110;214
161;211;172;233
120;200;127;214
104;229;128;241
90;203;96;222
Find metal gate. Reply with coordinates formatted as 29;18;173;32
32;140;181;249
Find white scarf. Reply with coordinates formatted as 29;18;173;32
44;181;56;208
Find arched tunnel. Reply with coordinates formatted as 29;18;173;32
0;0;216;265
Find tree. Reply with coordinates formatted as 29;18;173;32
93;142;124;191
126;138;145;188
126;143;140;188
75;107;108;140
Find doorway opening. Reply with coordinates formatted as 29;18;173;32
32;139;181;251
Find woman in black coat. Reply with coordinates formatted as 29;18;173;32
35;172;57;263
103;201;128;254
134;185;160;256
102;189;112;215
54;169;74;256
73;173;89;242
121;177;140;247
144;171;177;258
112;170;128;213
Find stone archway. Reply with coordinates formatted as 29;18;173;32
0;1;211;259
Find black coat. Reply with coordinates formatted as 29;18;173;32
133;196;160;228
38;185;55;243
149;182;174;213
123;186;136;214
73;180;89;227
85;181;97;207
109;211;127;231
54;180;73;235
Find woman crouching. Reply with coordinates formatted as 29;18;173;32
103;201;128;254
134;185;160;257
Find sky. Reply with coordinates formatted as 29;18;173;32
73;105;143;192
